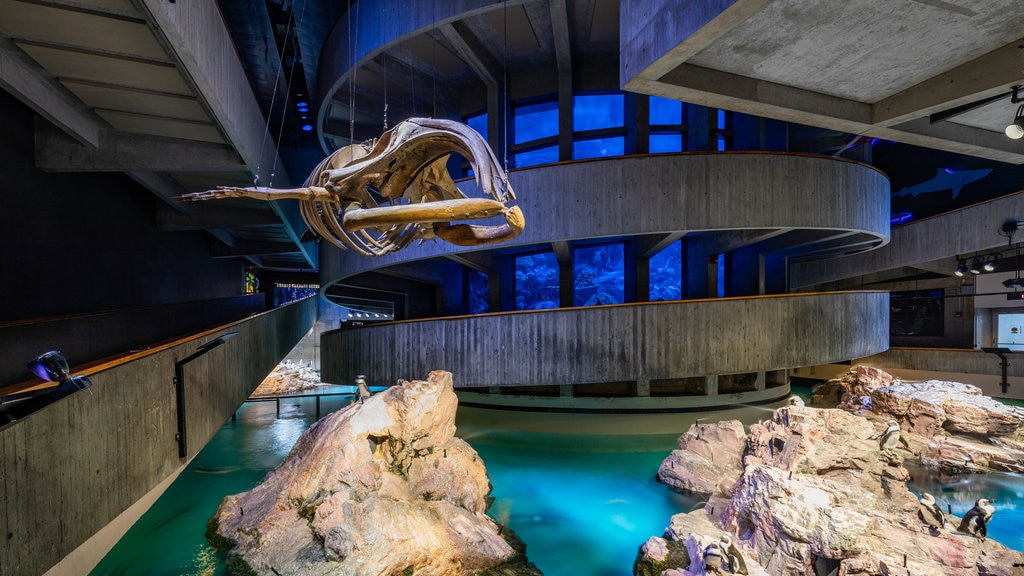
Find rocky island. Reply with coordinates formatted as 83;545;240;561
636;366;1024;576
208;370;539;576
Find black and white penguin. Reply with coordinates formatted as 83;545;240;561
788;395;805;408
702;540;726;574
719;533;748;574
958;498;996;540
917;492;946;533
878;419;910;451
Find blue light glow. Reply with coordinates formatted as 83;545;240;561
514;99;558;144
301;124;313;132
573;94;624;131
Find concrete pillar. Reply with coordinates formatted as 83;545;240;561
756;371;766;391
636;379;650;397
559;384;573;398
705;375;718;396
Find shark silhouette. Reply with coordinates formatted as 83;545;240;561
893;168;992;199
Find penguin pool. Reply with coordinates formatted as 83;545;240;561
89;388;1024;576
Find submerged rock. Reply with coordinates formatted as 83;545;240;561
640;405;1024;576
208;370;523;576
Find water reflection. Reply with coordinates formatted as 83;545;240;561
905;461;1023;551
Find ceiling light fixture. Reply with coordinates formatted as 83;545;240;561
969;259;982;274
1006;104;1024;139
984;258;996;272
1007;86;1024;139
954;260;967;277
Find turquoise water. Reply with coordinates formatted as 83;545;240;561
90;392;1024;576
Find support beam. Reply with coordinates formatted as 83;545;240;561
156;203;282;231
438;22;499;87
210;240;303;258
0;36;106;147
35;121;244;172
872;40;1024;127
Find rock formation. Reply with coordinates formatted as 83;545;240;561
642;405;1024;575
813;367;1024;474
208;370;535;576
251;359;322;396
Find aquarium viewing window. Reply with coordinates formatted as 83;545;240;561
274;283;319;306
649;239;682;301
469;270;489;314
515;251;559;310
573;243;624;306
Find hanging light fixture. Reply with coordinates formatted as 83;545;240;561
1006;104;1024;139
983;257;996;272
954;260;967;277
969;259;982;275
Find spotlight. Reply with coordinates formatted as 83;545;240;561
954;261;967;277
984;259;996;272
1003;278;1020;289
969;260;982;275
1006;104;1024;139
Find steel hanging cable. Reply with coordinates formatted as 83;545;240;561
269;0;308;185
502;0;509;173
349;0;360;145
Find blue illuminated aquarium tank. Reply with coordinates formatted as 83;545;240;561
90;393;1024;576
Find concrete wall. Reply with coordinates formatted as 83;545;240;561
0;89;247;323
322;291;888;388
791;190;1024;288
0;297;316;576
0;295;264;389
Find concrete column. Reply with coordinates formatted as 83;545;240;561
636;379;650;397
756;371;766;391
705;375;718;396
559;384;573;398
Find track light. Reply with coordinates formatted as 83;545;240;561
969;260;982;274
1006;104;1024;139
954;261;967;277
984;259;996;272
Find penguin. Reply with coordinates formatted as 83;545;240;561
702;540;727;575
719;533;748;574
789;395;805;408
958;498;996;540
877;419;910;451
917;492;946;533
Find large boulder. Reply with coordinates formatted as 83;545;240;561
657;419;747;496
208;370;520;576
810;365;894;411
870;380;1024;438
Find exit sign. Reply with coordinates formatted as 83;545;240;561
1008;292;1024;300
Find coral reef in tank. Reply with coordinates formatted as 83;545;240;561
636;366;1024;575
207;371;540;576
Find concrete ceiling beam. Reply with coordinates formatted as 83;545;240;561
548;0;571;76
35;121;244;172
209;239;301;258
872;39;1024;127
439;22;499;87
0;36;107;147
156;203;281;231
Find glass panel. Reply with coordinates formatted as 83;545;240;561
716;254;726;297
649;240;681;301
717;109;726;129
717;135;727;151
573;136;624;160
514;99;558;144
574;244;624;306
469;270;489;314
574;93;624;131
514;145;559;168
467;112;488;142
515;251;560;310
649;96;682;125
649;133;683;153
